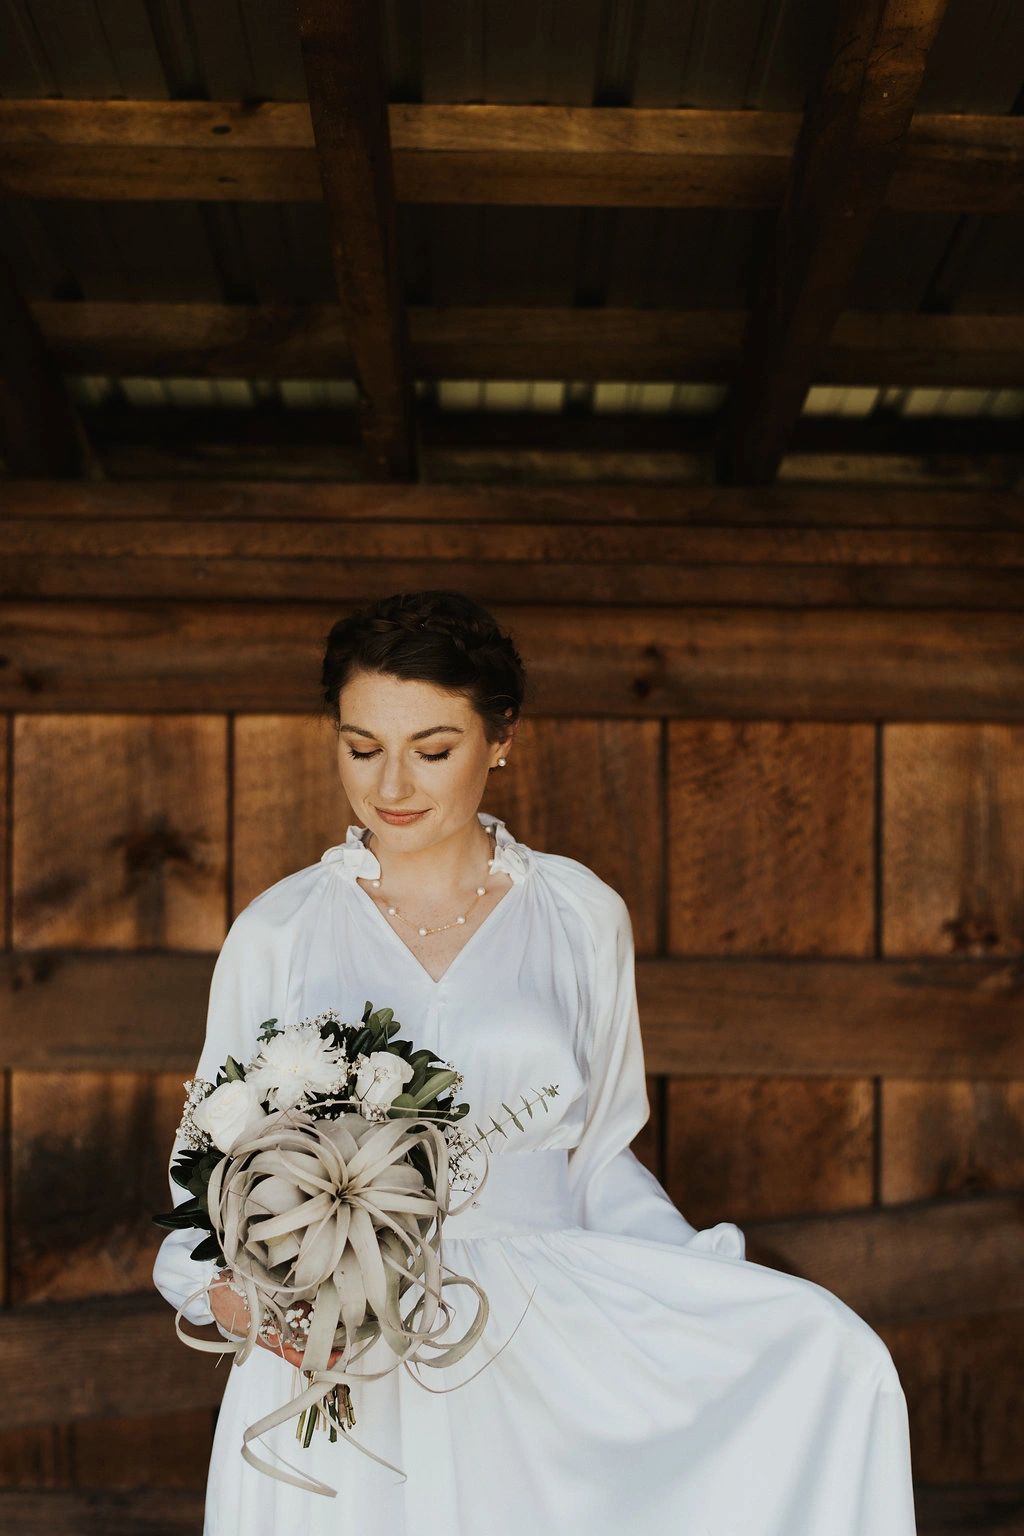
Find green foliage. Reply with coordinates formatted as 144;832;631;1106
408;1069;460;1107
188;1231;224;1264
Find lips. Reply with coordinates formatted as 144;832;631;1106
376;808;428;822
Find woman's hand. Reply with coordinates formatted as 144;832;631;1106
210;1266;252;1336
210;1270;342;1371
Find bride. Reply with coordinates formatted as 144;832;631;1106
154;587;918;1535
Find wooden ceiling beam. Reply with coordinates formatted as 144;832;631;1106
0;100;1020;212
41;400;1022;490
715;0;953;486
294;0;415;479
6;478;1021;527
30;299;1024;388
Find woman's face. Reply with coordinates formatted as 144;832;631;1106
335;670;512;848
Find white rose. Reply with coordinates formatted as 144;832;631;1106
193;1078;267;1153
354;1051;415;1114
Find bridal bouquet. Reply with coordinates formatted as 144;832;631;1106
153;999;558;1497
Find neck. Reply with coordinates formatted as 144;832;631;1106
363;818;496;900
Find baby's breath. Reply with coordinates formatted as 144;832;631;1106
176;1075;215;1150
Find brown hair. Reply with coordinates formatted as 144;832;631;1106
318;590;527;745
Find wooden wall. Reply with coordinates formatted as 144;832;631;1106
1;480;1022;1533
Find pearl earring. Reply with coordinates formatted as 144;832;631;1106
498;757;507;766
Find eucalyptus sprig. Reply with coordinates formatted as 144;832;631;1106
463;1085;561;1153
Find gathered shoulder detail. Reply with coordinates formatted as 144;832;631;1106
527;847;627;934
320;809;534;884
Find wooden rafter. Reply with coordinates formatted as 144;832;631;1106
27;300;1024;388
294;0;414;479
0;247;89;477
0;100;1020;212
716;0;953;486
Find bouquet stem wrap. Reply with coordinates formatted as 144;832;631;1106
171;1105;534;1497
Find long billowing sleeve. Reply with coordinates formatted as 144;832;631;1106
566;887;746;1258
152;904;277;1327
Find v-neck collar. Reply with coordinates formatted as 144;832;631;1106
320;810;532;989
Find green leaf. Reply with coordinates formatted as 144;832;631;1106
171;1195;207;1218
189;1232;223;1263
409;1069;459;1106
501;1101;525;1131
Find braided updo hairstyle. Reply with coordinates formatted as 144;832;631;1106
318;590;528;747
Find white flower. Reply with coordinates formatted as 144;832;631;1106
354;1051;415;1116
245;1022;350;1111
193;1078;268;1153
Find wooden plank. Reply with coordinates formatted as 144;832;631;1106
637;956;1024;1078
295;0;414;479
667;720;876;956
30;300;1024;387
0;100;1020;211
915;1484;1024;1535
2;952;1022;1076
883;723;1024;959
878;722;1024;1253
0;1295;229;1428
6;507;1024;557
737;1192;1024;1325
716;0;951;484
5;545;1024;609
6;479;1022;528
4;471;1024;636
666;1075;875;1224
11;717;228;949
2;602;1023;719
0;246;87;477
0;1488;205;1535
881;1080;1024;1203
883;1310;1024;1482
10;1069;189;1308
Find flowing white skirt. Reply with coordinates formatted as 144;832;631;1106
199;1149;917;1536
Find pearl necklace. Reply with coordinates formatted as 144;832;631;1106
365;824;499;937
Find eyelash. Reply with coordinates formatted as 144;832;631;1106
346;748;452;762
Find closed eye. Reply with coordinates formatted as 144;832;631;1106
346;748;451;762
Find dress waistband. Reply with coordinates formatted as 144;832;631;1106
439;1148;575;1239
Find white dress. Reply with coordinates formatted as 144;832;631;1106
153;811;918;1536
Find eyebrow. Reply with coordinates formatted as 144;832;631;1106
338;723;465;741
